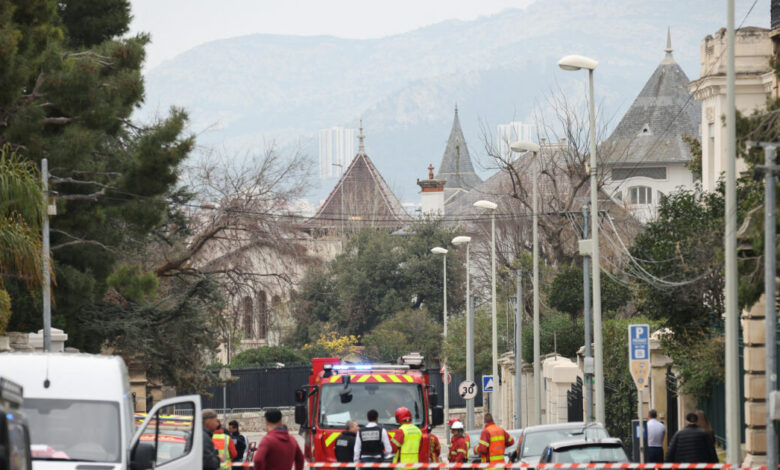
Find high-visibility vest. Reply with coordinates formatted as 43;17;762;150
212;433;232;469
393;423;422;463
483;424;507;463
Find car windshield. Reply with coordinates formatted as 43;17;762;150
523;427;608;457
23;398;121;462
552;445;628;463
319;382;424;428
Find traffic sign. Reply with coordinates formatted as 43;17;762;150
458;380;477;400
482;375;495;393
628;324;650;388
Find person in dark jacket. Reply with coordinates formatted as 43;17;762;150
253;408;304;470
229;420;248;461
334;420;359;463
202;409;222;470
665;412;718;463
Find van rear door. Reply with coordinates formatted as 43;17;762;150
129;395;202;470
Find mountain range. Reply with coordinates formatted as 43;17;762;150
138;0;770;203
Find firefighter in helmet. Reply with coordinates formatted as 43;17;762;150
389;407;422;463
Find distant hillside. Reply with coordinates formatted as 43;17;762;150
139;0;769;202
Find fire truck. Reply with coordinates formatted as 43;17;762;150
294;353;444;462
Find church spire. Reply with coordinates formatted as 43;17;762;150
661;27;675;64
358;119;365;154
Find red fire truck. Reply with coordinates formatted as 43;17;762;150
294;353;444;463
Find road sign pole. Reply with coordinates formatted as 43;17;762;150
637;387;644;463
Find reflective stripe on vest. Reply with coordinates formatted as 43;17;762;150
393;423;422;463
324;432;342;448
212;433;232;469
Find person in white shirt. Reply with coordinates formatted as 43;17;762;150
646;409;666;463
354;409;392;462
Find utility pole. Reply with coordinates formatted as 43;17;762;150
582;203;593;421
724;0;740;463
467;294;475;430
514;270;523;429
41;158;52;352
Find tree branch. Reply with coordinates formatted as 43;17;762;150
51;229;117;253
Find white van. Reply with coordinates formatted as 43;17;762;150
0;352;203;470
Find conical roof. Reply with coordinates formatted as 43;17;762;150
605;29;700;165
436;106;483;198
306;126;411;230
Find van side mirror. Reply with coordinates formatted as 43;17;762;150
294;388;307;403
431;406;444;427
130;441;155;470
428;391;439;407
294;404;307;425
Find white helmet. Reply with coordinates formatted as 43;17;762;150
451;421;464;430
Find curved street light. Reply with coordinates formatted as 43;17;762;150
451;235;474;429
431;246;449;438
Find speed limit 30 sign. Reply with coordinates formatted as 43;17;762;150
458;380;477;400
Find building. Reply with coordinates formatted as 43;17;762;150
603;29;700;223
318;126;355;178
497;121;533;159
437;106;483;206
689;26;773;192
417;164;446;216
306;123;412;233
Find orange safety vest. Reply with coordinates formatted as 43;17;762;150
483;424;508;463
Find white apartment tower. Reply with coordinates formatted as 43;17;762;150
497;121;533;159
318;127;355;178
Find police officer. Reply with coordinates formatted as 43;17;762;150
354;409;392;462
335;420;359;463
475;413;514;464
389;407;422;463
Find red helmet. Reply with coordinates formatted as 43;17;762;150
395;407;412;424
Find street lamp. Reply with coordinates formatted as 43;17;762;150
473;199;499;422
510;141;541;425
558;54;604;424
451;235;474;430
431;246;449;440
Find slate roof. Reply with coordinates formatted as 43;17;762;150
305;131;411;230
437;106;483;203
604;31;700;165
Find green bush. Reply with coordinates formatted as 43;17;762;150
230;346;307;368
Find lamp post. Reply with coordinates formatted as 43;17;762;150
452;235;473;429
557;54;604;424
510;141;541;424
431;246;449;440
474;199;498;422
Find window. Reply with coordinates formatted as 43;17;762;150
629;186;653;205
132;402;195;468
256;291;268;339
611;167;666;180
242;296;254;338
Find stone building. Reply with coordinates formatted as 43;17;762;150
602;30;700;223
689;26;774;193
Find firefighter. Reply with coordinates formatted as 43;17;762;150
429;432;441;462
448;420;469;463
212;422;238;469
389;407;422;463
474;413;513;464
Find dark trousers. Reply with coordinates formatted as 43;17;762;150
647;446;664;463
360;456;383;462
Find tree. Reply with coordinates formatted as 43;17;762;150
520;311;584;364
443;301;513;375
547;266;630;321
363;308;442;363
0;145;45;334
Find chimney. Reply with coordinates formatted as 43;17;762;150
417;164;446;216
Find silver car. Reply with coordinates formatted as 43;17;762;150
512;422;610;464
538;438;629;464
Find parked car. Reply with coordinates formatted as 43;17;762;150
538;438;629;464
465;428;523;462
511;422;610;464
0;377;32;470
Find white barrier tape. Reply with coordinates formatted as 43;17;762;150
232;464;777;469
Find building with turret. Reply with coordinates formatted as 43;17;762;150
603;30;700;223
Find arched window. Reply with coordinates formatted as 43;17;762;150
241;296;254;338
628;186;653;205
256;291;268;339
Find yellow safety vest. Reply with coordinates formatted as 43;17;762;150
393;423;422;463
212;433;232;469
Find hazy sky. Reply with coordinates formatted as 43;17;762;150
129;0;533;70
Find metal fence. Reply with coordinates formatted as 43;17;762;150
202;366;482;410
202;365;310;409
